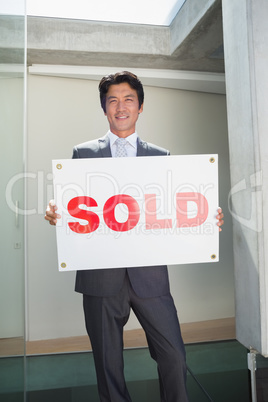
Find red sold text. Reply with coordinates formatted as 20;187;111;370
67;192;209;234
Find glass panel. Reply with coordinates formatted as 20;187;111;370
27;0;186;26
0;1;26;401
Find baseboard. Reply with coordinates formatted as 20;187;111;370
0;317;236;356
25;317;235;355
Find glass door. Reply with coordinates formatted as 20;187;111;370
0;1;26;401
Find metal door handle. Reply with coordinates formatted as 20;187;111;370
15;200;19;227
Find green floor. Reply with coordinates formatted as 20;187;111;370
0;340;252;401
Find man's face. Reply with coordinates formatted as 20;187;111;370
104;82;143;138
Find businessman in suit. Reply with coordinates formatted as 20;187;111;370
45;71;224;402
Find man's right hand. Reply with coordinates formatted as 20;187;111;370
44;200;61;226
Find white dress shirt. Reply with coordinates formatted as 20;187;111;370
108;130;138;158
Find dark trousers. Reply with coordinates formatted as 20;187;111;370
83;273;189;402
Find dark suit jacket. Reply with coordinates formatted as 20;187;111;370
73;135;171;298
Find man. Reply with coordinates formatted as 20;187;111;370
45;71;224;402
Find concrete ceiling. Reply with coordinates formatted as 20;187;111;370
27;0;223;73
0;0;223;71
0;0;224;92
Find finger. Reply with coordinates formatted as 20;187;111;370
216;206;224;232
44;213;56;224
45;215;59;225
45;208;60;218
48;199;58;212
44;209;61;225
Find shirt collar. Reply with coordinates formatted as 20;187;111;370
108;130;138;149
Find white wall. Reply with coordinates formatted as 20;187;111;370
27;74;234;341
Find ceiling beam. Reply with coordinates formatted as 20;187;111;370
29;64;225;94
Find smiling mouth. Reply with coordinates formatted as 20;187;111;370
116;115;128;119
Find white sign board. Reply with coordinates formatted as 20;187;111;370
53;155;219;271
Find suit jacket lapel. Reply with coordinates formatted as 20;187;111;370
98;135;112;157
137;137;148;157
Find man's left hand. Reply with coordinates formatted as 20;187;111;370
217;208;224;232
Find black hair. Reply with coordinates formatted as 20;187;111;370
98;71;144;113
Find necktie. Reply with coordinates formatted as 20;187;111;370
115;137;127;157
